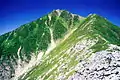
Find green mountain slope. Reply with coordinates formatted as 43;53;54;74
0;10;84;80
18;14;120;80
0;9;120;80
0;10;83;59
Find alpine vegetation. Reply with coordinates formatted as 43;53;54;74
0;9;120;80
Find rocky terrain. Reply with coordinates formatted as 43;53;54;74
70;45;120;80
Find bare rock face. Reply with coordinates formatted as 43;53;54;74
70;45;120;80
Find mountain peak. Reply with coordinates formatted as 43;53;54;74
50;9;67;16
55;9;65;12
50;9;84;19
51;9;63;16
52;9;68;13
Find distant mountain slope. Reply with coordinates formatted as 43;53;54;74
0;10;84;60
0;10;120;80
0;10;84;80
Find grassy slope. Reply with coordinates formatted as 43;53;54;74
19;14;120;80
0;10;83;62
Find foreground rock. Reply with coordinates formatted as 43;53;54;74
70;45;120;80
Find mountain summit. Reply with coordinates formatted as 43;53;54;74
0;10;120;80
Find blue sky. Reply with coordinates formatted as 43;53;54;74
0;0;120;35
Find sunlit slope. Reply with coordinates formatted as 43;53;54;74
0;10;84;80
0;10;83;60
19;14;120;80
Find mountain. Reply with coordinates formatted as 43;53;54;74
0;9;84;80
0;10;120;80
